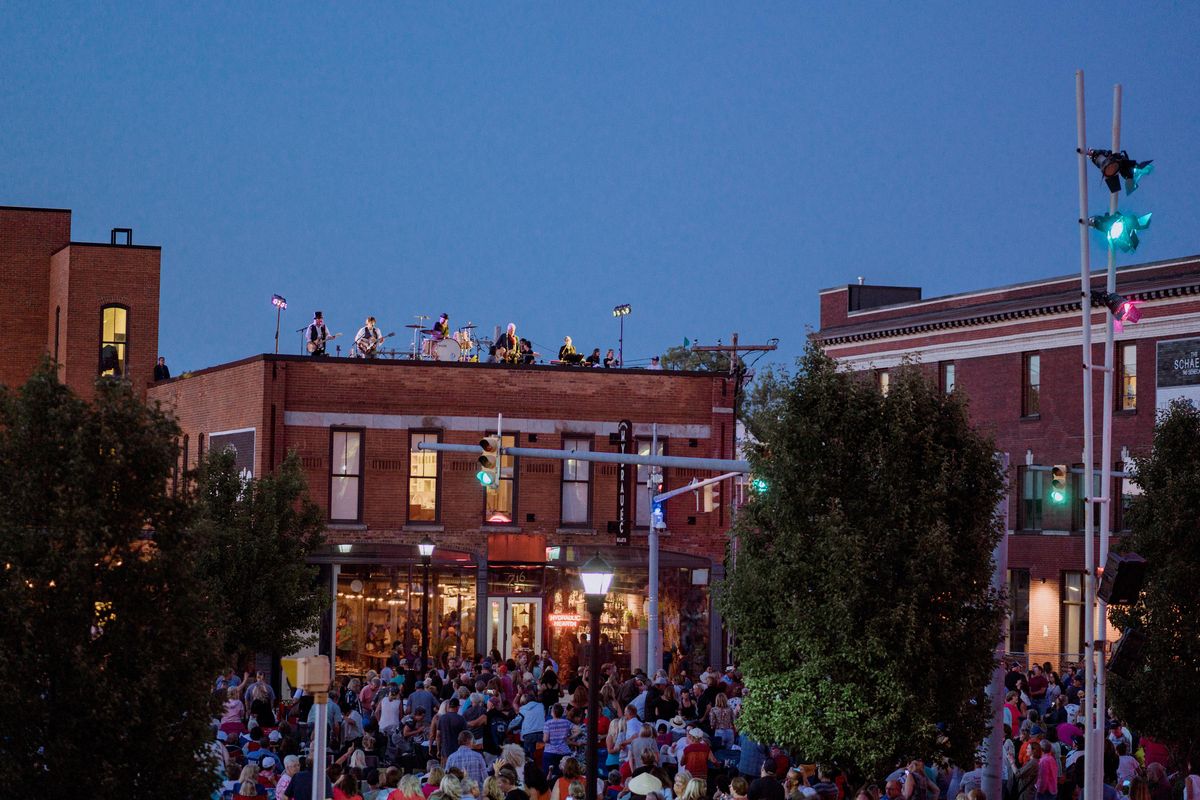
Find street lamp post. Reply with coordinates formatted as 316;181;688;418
580;553;615;800
612;304;631;366
418;536;436;674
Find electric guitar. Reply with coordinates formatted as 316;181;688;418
357;331;397;356
306;332;343;353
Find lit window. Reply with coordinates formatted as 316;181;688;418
1118;342;1137;411
877;370;890;396
1006;569;1030;657
561;436;591;526
100;305;128;377
408;432;440;523
484;433;517;524
330;429;363;523
1022;353;1040;417
1062;572;1085;661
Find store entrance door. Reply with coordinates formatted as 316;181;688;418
487;596;543;660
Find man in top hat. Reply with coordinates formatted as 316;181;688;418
307;311;330;356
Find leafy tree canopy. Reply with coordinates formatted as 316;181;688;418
661;344;740;372
1109;399;1200;768
718;344;1006;781
192;449;327;660
0;365;223;798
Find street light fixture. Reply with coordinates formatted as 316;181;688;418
418;535;435;673
581;552;614;800
612;304;631;367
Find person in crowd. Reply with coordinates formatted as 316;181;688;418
221;685;247;736
423;764;447;798
335;770;366;800
498;767;529;800
1035;739;1058;800
680;728;718;780
447;730;488;790
749;758;786;800
603;349;618;368
154;356;171;380
708;693;736;750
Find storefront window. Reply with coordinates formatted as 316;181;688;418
334;563;476;675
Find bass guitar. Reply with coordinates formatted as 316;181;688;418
306;332;343;353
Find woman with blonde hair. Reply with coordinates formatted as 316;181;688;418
390;773;425;800
680;778;706;800
671;770;693;800
423;764;446;798
431;774;464;800
482;776;505;800
707;693;735;750
234;763;264;798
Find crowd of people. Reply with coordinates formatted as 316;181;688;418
207;655;1199;800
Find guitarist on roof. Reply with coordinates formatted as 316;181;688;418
307;311;330;356
353;316;385;358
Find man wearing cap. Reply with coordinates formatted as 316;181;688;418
680;728;718;779
258;756;280;790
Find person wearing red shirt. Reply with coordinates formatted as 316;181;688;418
680;729;718;779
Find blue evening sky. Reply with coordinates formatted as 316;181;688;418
4;4;1198;373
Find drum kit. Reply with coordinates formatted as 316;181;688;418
404;315;490;362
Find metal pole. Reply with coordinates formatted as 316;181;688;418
422;556;431;674
585;594;604;800
275;305;282;354
312;692;328;800
417;441;751;474
619;315;624;367
329;564;340;680
1074;69;1100;800
983;454;1010;800
647;425;660;677
1094;81;1122;798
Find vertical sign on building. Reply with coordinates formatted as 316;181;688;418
1156;338;1200;410
615;419;632;546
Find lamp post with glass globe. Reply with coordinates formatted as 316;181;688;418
418;535;436;673
580;553;615;800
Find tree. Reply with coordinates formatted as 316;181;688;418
718;344;1006;782
0;365;223;798
192;449;326;662
660;344;739;372
740;363;791;441
1108;399;1200;768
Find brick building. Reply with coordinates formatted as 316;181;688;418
1;206;161;401
147;354;738;676
817;256;1200;668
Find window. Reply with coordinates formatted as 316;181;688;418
1019;466;1043;531
1071;468;1102;532
1007;568;1030;657
940;361;956;394
408;431;440;523
484;433;517;524
330;429;363;523
636;438;667;527
99;305;128;377
54;306;61;363
1116;466;1142;531
561;436;592;527
877;370;890;396
1022;353;1040;417
1061;571;1085;662
1118;342;1137;411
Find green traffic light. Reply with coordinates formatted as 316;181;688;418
476;470;495;486
750;477;768;493
1049;488;1068;505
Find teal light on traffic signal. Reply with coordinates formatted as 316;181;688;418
1049;465;1069;506
1089;211;1152;253
475;469;495;487
750;477;768;493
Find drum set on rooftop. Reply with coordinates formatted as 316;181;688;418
406;315;488;362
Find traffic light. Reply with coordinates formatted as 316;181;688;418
477;435;501;487
649;471;665;529
1089;211;1152;253
702;482;720;512
1092;290;1143;333
1087;149;1154;195
749;476;768;494
1049;465;1069;505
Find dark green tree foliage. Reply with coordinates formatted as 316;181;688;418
0;366;222;798
661;344;739;372
718;345;1006;781
740;363;792;441
1109;399;1200;767
193;449;326;660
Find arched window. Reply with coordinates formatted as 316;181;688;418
100;305;128;377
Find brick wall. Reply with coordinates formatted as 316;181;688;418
148;356;736;564
0;206;70;389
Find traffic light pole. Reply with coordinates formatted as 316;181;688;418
1074;72;1100;800
1095;85;1122;790
419;441;750;474
647;426;660;677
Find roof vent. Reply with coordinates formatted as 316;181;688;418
110;228;133;245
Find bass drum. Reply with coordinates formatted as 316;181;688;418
433;339;460;362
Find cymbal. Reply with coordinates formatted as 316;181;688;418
420;329;438;334
459;324;478;330
405;324;424;329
